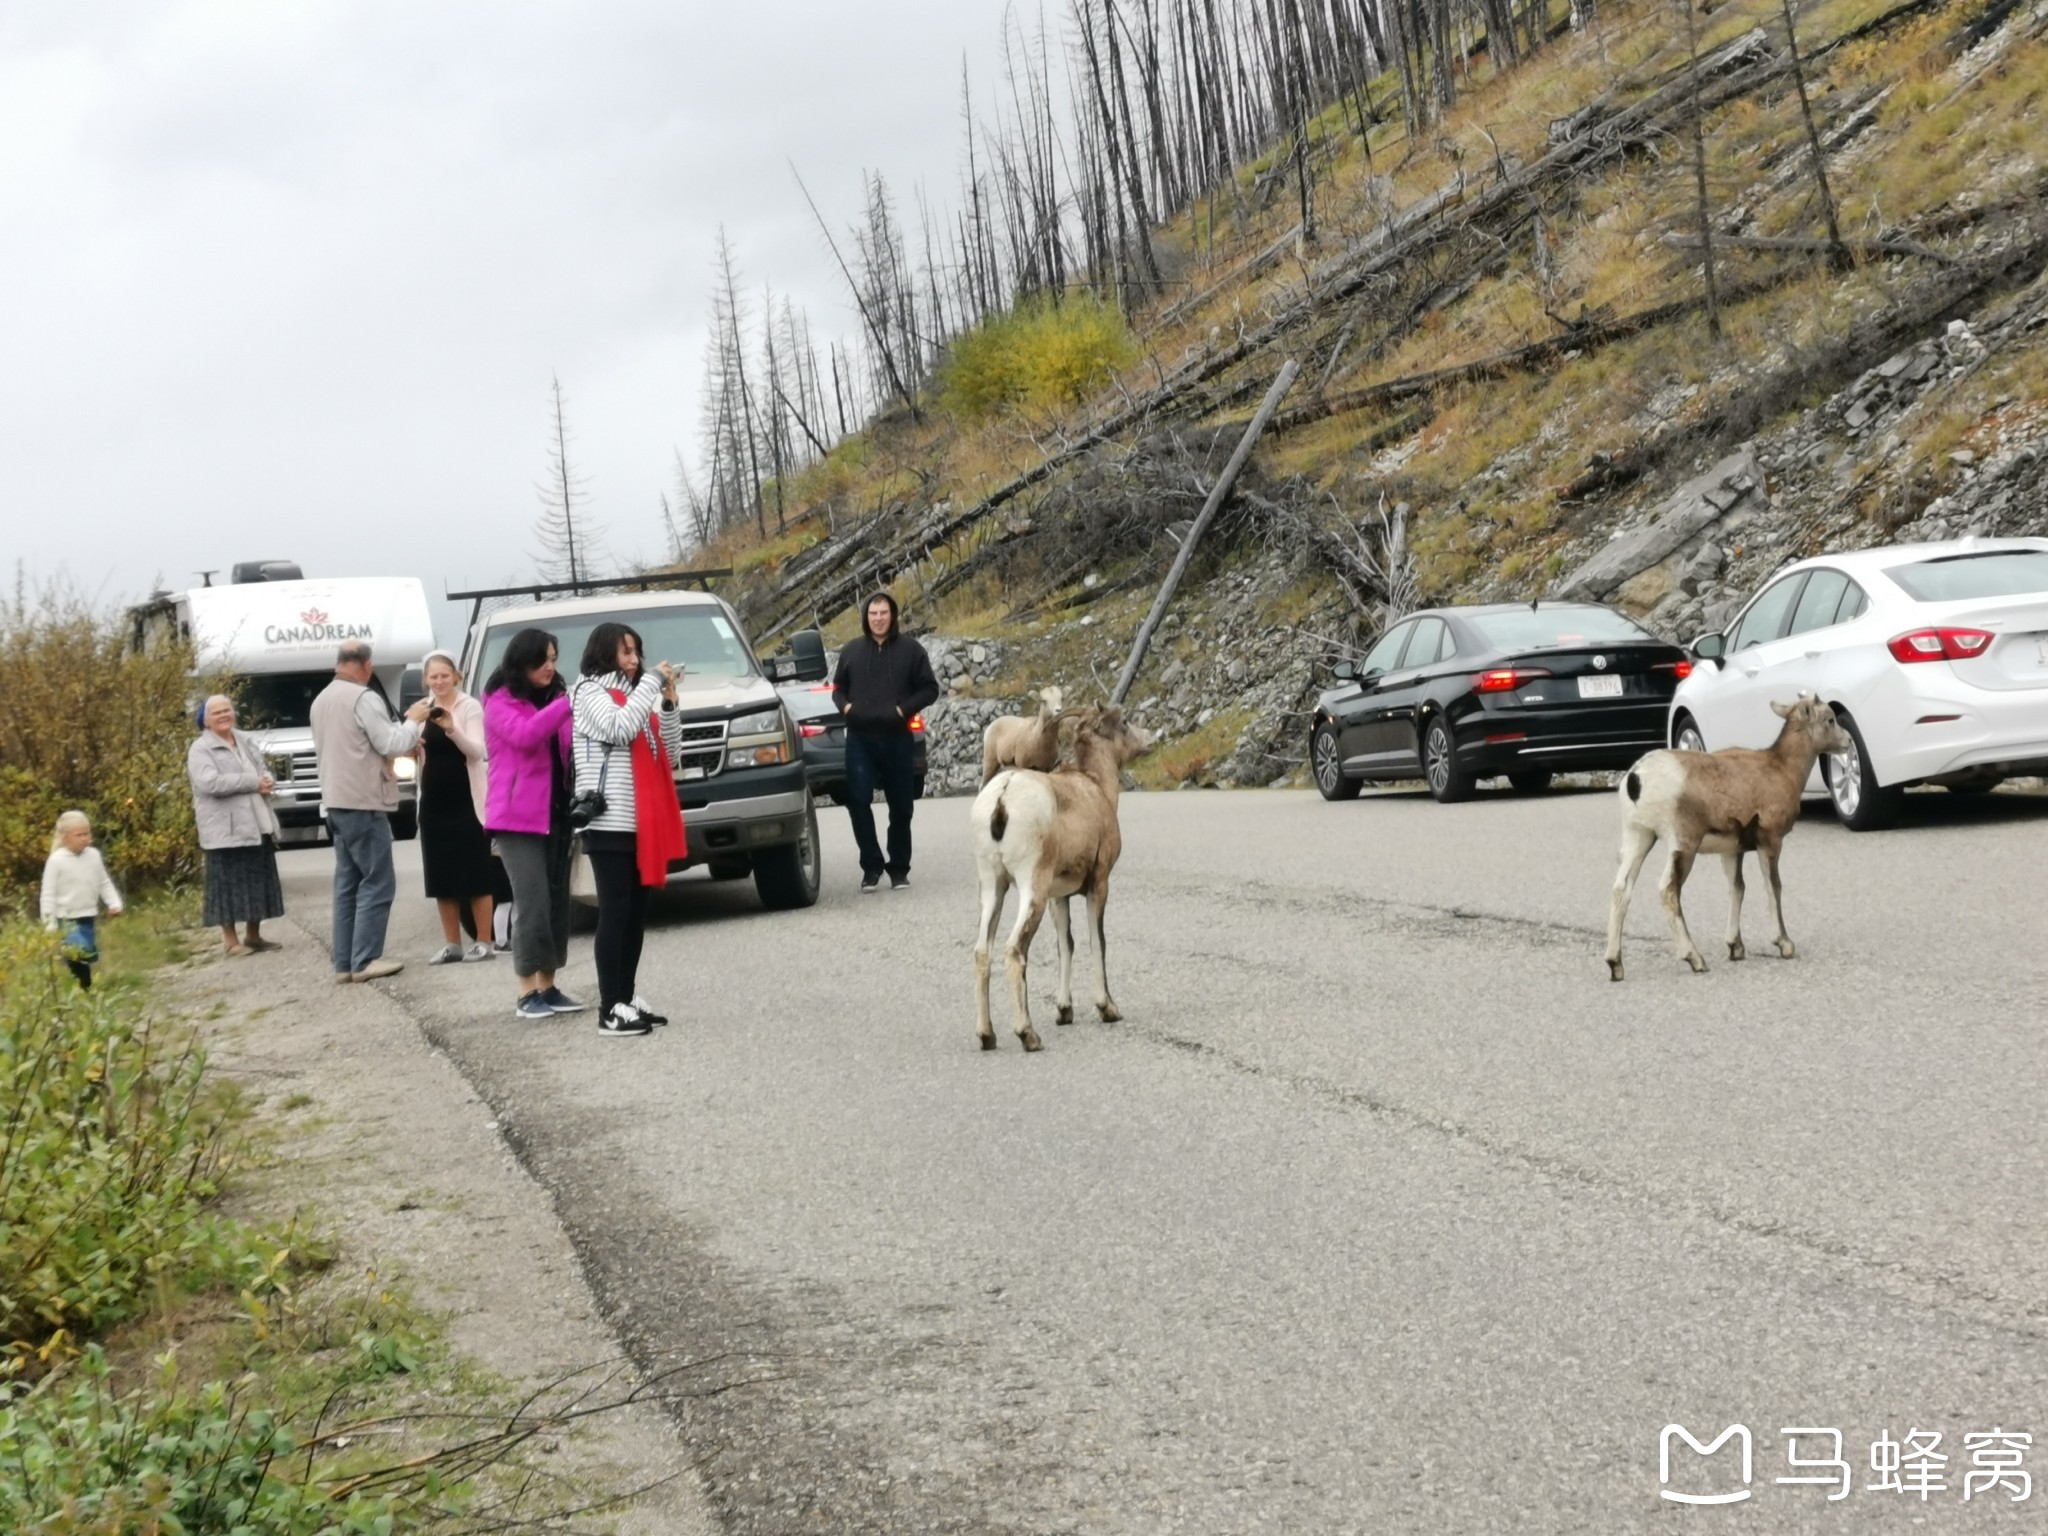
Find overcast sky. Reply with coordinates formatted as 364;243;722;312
1;1;1036;646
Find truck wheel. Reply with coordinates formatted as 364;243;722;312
754;793;822;910
388;803;418;841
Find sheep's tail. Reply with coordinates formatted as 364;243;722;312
1625;769;1643;803
989;788;1009;843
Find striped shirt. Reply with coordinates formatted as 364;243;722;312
570;672;683;835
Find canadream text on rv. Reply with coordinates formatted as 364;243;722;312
261;621;374;645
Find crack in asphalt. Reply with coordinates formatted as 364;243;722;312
1092;870;2048;1343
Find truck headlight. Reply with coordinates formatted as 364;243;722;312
393;756;417;781
730;708;783;737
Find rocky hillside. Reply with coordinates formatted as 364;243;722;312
721;0;2048;794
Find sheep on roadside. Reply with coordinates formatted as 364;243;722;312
980;685;1067;785
1605;693;1851;981
970;705;1152;1051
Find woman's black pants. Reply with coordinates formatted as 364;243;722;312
583;832;649;1015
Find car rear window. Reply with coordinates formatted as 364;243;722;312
1464;608;1653;650
1885;551;2048;602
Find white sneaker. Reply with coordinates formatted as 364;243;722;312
427;944;464;966
464;942;494;961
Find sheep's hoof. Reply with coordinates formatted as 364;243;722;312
979;1032;997;1052
1776;938;1797;960
1097;1002;1122;1023
1055;1005;1074;1026
1685;953;1708;974
1607;958;1624;982
1019;1027;1043;1053
1728;940;1746;962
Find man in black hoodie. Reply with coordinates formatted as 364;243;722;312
833;591;941;892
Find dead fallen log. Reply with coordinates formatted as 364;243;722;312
1664;231;1959;267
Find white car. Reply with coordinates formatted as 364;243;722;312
1668;537;2048;829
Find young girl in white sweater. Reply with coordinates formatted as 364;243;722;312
40;810;123;990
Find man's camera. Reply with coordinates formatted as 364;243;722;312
567;787;608;831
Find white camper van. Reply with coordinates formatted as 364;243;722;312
135;569;438;844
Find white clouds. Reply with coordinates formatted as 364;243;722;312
1;0;1018;641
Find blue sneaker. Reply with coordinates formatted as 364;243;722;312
514;992;553;1020
540;986;589;1014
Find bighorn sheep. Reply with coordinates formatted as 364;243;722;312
1606;694;1850;980
980;686;1067;784
970;705;1151;1051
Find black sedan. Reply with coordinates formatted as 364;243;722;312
776;678;929;804
1310;603;1693;802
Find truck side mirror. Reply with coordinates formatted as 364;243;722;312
790;628;829;683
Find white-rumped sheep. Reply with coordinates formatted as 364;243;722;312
1605;693;1850;980
970;705;1151;1051
980;685;1067;784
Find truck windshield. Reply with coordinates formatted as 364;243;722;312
473;607;760;688
237;671;334;731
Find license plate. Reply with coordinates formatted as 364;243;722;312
1578;675;1625;699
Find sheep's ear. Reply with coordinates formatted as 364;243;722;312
1771;699;1795;718
1101;705;1124;728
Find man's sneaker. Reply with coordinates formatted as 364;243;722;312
597;1003;653;1038
464;943;494;962
429;943;465;965
354;958;404;982
515;992;554;1020
860;875;881;894
889;873;910;891
629;995;669;1027
539;986;588;1013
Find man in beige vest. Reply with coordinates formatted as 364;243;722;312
311;642;430;981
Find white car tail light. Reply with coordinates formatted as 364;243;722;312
1886;627;1993;663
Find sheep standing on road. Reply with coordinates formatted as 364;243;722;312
970;705;1151;1051
980;686;1067;785
1605;694;1851;981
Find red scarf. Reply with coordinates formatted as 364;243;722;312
609;686;688;885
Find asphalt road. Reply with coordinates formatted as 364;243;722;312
281;782;2048;1533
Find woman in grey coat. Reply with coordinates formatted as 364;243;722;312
187;694;287;957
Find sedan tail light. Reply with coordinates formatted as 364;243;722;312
798;722;828;738
908;713;927;733
1652;659;1694;680
1887;627;1994;663
1474;667;1553;693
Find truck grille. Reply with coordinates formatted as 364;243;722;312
264;750;320;783
677;721;727;781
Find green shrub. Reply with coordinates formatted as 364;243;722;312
943;293;1138;421
0;1348;408;1535
0;925;236;1365
0;577;202;903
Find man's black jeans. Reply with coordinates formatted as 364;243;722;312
843;729;917;881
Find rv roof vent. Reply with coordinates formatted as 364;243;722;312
231;560;304;584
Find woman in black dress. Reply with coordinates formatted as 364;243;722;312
415;651;503;963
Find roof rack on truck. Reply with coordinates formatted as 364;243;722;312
445;568;732;636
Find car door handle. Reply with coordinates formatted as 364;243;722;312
1804;651;1821;659
1741;667;1760;678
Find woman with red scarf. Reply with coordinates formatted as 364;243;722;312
570;622;687;1037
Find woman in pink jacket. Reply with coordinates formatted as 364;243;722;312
481;627;584;1021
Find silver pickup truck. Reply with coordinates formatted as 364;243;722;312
459;586;822;910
